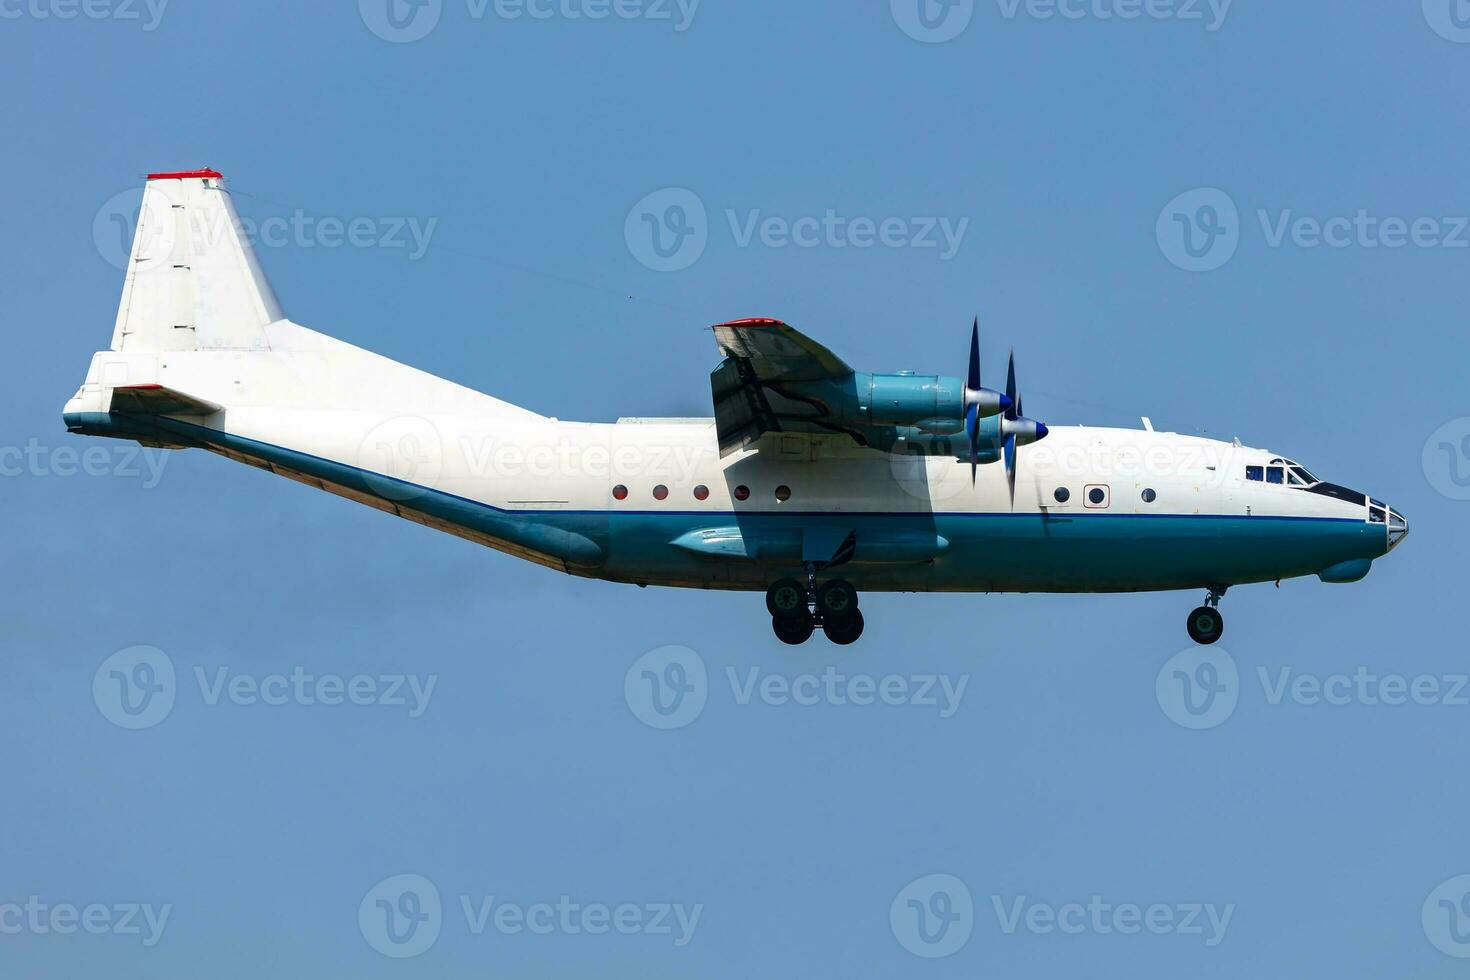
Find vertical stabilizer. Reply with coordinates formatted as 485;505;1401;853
111;169;283;353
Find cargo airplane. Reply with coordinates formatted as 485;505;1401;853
65;170;1409;645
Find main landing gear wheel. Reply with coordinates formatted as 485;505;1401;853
765;578;806;618
815;579;859;619
772;608;815;646
824;609;865;646
1186;606;1224;645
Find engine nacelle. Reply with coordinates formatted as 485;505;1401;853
858;372;965;429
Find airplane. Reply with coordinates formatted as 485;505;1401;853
64;170;1409;646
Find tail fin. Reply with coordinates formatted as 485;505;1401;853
112;168;282;353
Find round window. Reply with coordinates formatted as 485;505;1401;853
653;485;669;501
774;485;792;502
612;485;628;501
733;485;750;501
1053;487;1070;503
1141;488;1157;503
693;485;709;501
1088;488;1106;505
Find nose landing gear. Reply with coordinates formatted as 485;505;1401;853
766;571;864;645
1186;588;1226;645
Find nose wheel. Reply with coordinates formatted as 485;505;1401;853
1185;589;1226;645
766;575;864;645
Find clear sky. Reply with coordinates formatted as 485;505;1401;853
4;1;1469;976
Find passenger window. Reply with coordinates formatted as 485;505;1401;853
1266;467;1284;484
1246;466;1263;482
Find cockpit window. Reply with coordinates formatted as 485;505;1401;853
1246;465;1263;482
1266;466;1284;484
1287;469;1306;486
1291;465;1318;484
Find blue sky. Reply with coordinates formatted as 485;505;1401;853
4;1;1469;976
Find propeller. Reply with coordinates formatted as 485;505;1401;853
999;349;1050;504
963;317;1010;483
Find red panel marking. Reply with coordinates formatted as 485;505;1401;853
146;168;224;180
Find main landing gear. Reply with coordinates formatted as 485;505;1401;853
766;569;864;646
1186;588;1226;645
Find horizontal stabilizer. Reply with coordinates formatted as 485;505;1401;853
109;384;221;416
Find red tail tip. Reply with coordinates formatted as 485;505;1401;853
146;168;223;180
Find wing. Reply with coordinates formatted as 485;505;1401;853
709;318;859;457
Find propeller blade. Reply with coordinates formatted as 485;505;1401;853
1003;432;1017;504
967;317;981;392
966;402;979;484
1004;350;1018;421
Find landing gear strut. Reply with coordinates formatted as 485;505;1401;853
1186;588;1226;645
766;570;864;645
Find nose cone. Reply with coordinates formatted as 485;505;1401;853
1387;507;1409;551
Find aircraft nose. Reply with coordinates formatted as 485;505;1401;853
1387;507;1409;551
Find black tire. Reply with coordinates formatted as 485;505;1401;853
1186;606;1224;645
765;578;806;617
824;609;865;646
773;610;815;646
816;579;859;619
